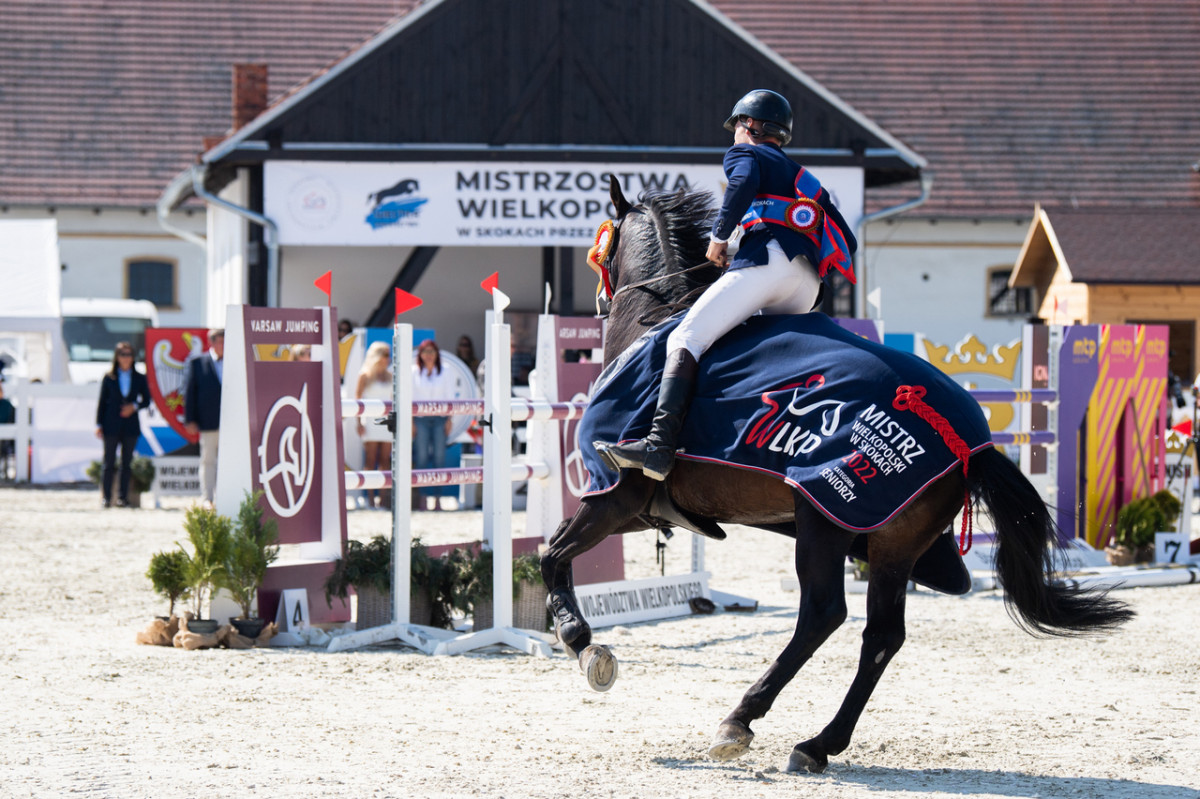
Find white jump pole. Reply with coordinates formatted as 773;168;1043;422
434;289;554;657
391;321;413;629
327;321;453;655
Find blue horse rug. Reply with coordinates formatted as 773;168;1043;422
580;313;994;533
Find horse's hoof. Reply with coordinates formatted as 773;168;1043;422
579;644;618;692
785;742;828;774
547;589;591;658
708;721;754;761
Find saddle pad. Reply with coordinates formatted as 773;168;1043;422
579;313;993;531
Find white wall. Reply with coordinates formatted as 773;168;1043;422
3;207;208;328
863;216;1032;348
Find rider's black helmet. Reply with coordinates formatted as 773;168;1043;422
723;89;793;145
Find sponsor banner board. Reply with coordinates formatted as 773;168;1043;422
265;160;863;248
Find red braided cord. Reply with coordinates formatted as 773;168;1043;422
893;385;973;555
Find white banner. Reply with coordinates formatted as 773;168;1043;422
573;572;710;628
265;160;863;248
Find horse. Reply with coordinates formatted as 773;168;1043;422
539;176;1133;774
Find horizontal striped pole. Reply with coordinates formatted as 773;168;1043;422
342;397;590;421
344;461;550;491
968;388;1058;404
991;430;1057;447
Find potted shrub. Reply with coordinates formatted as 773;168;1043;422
450;546;548;632
145;549;190;618
180;503;232;633
220;490;279;639
1107;490;1182;565
324;535;455;630
85;456;156;508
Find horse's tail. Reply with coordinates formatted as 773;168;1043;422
968;447;1134;636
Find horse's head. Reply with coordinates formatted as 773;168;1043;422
587;176;721;364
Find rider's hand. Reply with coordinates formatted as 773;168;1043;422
706;240;729;267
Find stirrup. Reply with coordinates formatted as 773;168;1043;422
593;440;676;481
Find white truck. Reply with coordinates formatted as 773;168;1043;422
60;297;158;384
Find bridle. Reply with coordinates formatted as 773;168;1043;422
587;213;714;320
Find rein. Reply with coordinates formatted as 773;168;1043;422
607;260;716;323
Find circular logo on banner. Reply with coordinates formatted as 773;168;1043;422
786;198;822;233
257;385;316;518
287;175;341;230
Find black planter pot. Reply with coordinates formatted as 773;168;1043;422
231;617;267;639
187;618;220;634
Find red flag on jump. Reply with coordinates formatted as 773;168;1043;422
314;271;332;305
481;271;499;295
394;287;423;318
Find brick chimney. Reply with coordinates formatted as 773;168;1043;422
232;63;269;131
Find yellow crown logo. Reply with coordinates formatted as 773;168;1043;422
922;334;1021;381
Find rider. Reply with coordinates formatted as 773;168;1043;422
596;89;858;481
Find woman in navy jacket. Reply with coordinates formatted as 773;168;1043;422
95;342;151;507
598;89;857;481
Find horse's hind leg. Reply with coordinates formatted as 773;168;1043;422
709;498;855;761
787;483;961;773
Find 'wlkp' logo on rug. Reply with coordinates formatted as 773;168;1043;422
365;177;429;229
743;374;845;457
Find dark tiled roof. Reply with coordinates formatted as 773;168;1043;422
715;0;1200;217
1046;208;1200;283
2;0;1198;219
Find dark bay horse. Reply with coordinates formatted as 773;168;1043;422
539;178;1132;773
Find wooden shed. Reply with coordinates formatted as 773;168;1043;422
1010;204;1200;381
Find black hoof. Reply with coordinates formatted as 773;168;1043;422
786;741;828;774
547;588;591;658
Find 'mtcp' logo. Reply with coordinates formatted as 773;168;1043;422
257;385;315;518
1072;338;1097;360
1110;338;1135;358
1146;338;1168;359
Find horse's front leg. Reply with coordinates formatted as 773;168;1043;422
540;478;651;686
710;508;854;762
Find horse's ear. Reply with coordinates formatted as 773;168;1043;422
609;175;632;218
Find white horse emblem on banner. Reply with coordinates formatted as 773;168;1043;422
257;385;315;518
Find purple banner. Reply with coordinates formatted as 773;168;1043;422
244;308;327;545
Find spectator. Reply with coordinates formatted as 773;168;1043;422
94;342;151;508
184;329;224;507
412;339;456;511
456;335;480;373
355;341;393;510
0;381;16;479
338;319;354;340
291;344;312;362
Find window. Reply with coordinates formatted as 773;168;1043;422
987;267;1034;317
126;258;176;307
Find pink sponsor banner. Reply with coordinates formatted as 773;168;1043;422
1105;324;1139;380
555;317;603;520
243;308;328;545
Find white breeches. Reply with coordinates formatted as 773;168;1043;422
666;245;822;360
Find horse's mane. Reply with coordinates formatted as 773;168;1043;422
625;188;723;307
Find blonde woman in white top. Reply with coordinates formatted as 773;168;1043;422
355;341;393;509
412;339;457;510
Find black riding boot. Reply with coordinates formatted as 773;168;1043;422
595;349;699;481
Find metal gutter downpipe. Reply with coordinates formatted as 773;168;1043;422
854;173;933;320
190;166;281;307
155;167;207;250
